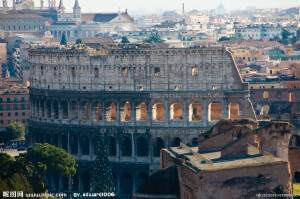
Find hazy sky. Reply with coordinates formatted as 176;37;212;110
11;0;300;14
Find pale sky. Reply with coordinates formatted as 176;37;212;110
9;0;300;14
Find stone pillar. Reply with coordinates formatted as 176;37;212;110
58;99;62;120
183;99;188;127
68;100;71;121
116;135;120;159
202;99;208;126
77;100;81;123
39;99;42;118
102;102;105;125
147;100;152;124
116;102;120;123
131;133;135;158
50;99;54;119
89;135;93;159
222;99;229;119
44;98;47;120
68;132;71;154
78;133;81;156
132;101;136;124
164;99;170;126
89;101;93;123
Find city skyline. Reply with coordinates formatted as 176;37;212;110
4;0;300;14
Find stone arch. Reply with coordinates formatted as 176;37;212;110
81;101;90;121
53;100;59;119
121;101;131;122
170;103;183;120
209;102;222;122
121;136;132;156
172;137;182;147
136;102;147;121
52;134;58;147
61;134;68;152
106;102;117;122
152;103;164;121
260;105;270;115
61;101;68;119
92;102;102;122
137;136;148;157
136;172;147;190
153;137;165;157
229;102;240;119
46;100;51;118
72;172;79;191
108;136;116;156
189;103;202;122
121;172;133;195
70;135;78;155
71;101;78;120
81;170;91;192
81;135;90;155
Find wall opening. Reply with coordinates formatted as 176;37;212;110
121;173;133;194
92;102;102;121
106;102;117;122
170;103;183;120
153;137;164;157
81;136;90;155
137;137;148;157
136;102;147;122
260;105;270;115
81;101;90;121
152;103;164;121
192;66;199;76
137;172;147;190
70;135;78;155
81;171;90;192
46;100;51;118
229;103;240;119
108;136;116;156
189;103;202;122
52;134;58;147
62;134;68;152
121;102;131;122
172;137;182;147
61;101;68;119
209;102;222;122
121;136;132;156
71;101;78;120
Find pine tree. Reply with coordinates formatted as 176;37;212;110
121;36;130;43
60;32;67;45
92;133;116;196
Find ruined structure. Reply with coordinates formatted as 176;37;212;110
135;120;295;199
28;45;256;195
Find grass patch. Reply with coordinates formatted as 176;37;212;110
294;183;300;195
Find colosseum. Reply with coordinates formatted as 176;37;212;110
28;44;256;196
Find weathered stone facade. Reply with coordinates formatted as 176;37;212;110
28;45;256;195
157;120;295;199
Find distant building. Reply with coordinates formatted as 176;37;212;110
216;3;227;16
0;77;30;131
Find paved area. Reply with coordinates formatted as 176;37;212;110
1;149;26;157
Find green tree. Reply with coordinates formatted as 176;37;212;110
121;36;130;43
280;29;296;45
4;122;25;142
92;133;115;195
143;35;165;43
60;32;67;45
219;36;244;42
16;143;76;192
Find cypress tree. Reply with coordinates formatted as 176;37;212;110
92;133;116;197
60;32;67;45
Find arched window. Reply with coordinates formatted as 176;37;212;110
170;103;183;120
81;136;90;155
209;102;222;121
153;137;164;157
53;100;59;119
61;101;68;119
108;136;116;156
52;134;58;147
137;137;148;157
172;137;182;147
189;103;202;122
121;136;132;156
61;134;68;152
121;102;131;122
81;101;90;121
136;102;147;121
152;103;164;121
46;100;51;118
70;135;78;155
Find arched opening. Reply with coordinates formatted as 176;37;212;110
172;137;182;147
61;101;68;119
71;101;78;120
72;173;79;191
136;102;147;121
108;136;116;156
121;102;131;122
52;134;58;147
121;136;132;156
45;133;51;144
121;172;133;195
92;102;102;122
170;103;183;120
70;135;78;155
41;100;45;117
229;103;240;119
74;30;78;37
136;172;148;190
189;103;202;122
40;133;44;143
81;101;90;121
81;136;90;155
53;101;59;119
81;171;90;192
248;134;262;155
261;105;270;115
153;137;164;157
67;31;71;38
137;137;148;157
61;134;68;152
209;102;222;122
106;102;117;122
152;103;164;121
46;100;51;118
191;137;198;146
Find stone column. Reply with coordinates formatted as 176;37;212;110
89;101;93;123
77;100;81;123
132;101;136;124
116;102;120;124
183;99;188;127
68;100;71;121
58;99;62;120
202;99;208;126
67;132;71;154
131;133;135;158
38;99;42;118
222;99;229;119
50;99;54;119
164;99;170;126
147;100;152;125
44;98;47;120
